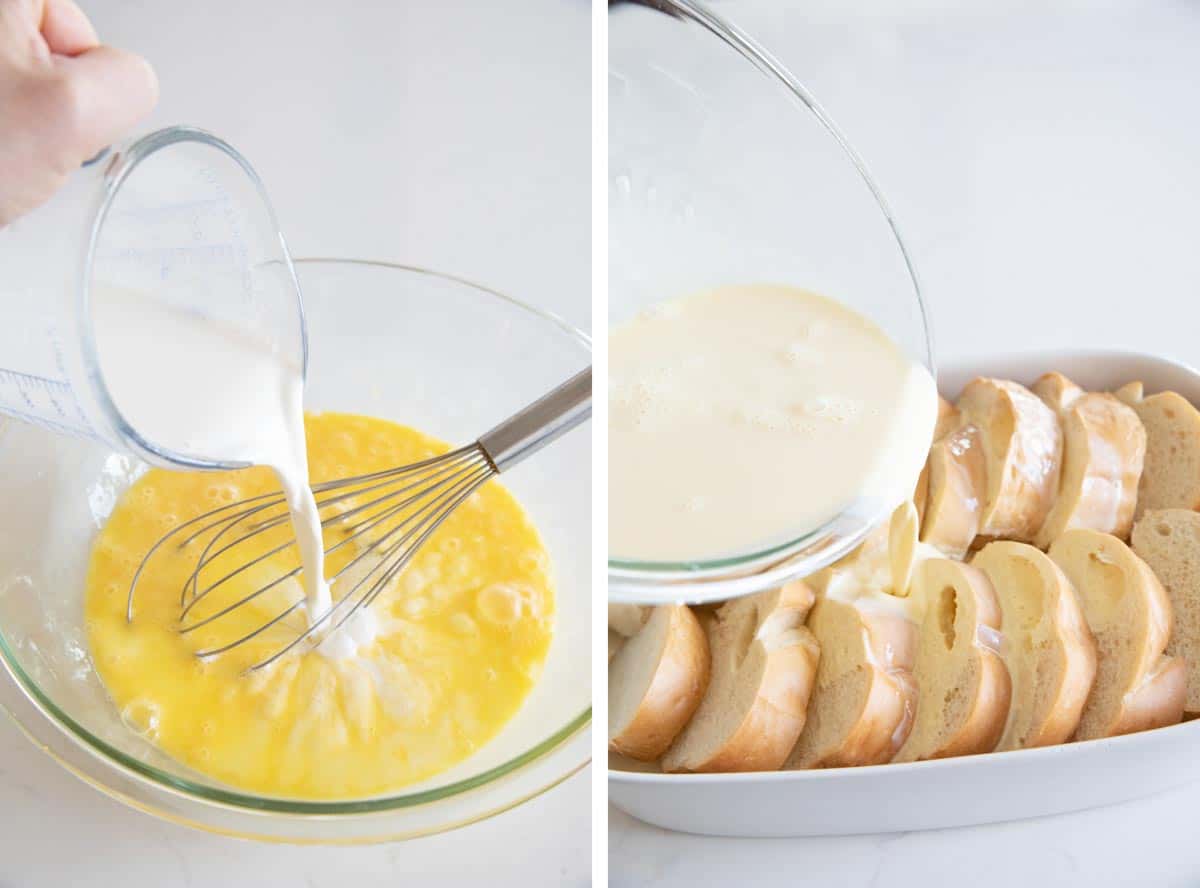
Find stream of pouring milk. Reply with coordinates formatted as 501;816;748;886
91;289;371;657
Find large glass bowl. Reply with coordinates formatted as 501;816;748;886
0;259;591;842
608;0;934;603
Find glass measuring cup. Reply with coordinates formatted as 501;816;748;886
0;126;305;471
609;0;935;603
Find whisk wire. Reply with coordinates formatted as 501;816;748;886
124;367;591;669
178;446;488;607
245;462;493;671
196;460;492;667
178;453;490;632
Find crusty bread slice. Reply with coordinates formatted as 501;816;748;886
1132;509;1200;714
919;424;987;558
786;596;918;768
971;541;1097;749
889;500;920;599
1048;529;1186;740
609;603;650;637
662;584;819;772
1032;370;1085;411
1115;382;1200;518
1031;372;1146;548
608;629;623;663
608;605;710;761
891;559;1011;762
956;377;1062;542
934;395;962;440
914;397;961;525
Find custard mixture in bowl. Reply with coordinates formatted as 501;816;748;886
0;260;591;841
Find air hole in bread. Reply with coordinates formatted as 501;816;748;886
1166;408;1178;420
938;586;957;650
1156;523;1173;537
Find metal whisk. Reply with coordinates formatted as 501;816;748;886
127;367;591;671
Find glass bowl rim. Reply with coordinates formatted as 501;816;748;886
0;256;592;816
607;0;933;589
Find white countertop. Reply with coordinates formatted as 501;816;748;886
0;2;590;886
611;787;1200;887
610;1;1200;885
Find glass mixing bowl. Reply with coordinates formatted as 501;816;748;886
608;0;935;603
0;259;591;842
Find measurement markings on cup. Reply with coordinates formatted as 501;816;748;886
0;368;92;437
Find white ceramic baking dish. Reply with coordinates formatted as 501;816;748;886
609;348;1200;837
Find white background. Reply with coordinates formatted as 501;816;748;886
0;2;591;886
610;1;1200;886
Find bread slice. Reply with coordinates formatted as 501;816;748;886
891;559;1011;762
889;500;920;598
1048;529;1186;740
662;584;819;772
1032;370;1085;411
1031;372;1146;547
956;377;1062;542
1115;382;1200;518
1131;509;1200;714
934;395;962;440
971;541;1097;749
787;595;918;768
608;629;623;663
914;397;961;525
919;423;987;558
608;604;711;761
609;603;650;637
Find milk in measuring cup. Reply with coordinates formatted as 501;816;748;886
0;127;336;627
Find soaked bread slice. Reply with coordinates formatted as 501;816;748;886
934;395;962;440
956;378;1062;542
891;559;1011;762
971;541;1097;749
914;397;961;523
1048;529;1185;740
1032;372;1146;547
608;629;624;663
913;398;952;518
662;584;819;772
787;596;917;768
609;603;650;637
1132;510;1200;714
1115;382;1200;518
608;605;710;761
919;423;987;558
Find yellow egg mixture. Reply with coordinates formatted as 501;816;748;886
85;413;554;799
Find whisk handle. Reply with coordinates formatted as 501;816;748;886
477;366;592;473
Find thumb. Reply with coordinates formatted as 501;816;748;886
53;44;158;158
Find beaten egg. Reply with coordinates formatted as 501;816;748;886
85;412;554;800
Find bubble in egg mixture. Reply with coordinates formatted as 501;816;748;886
517;550;549;574
401;567;429;597
85;411;556;800
476;582;542;626
477;583;521;625
121;698;161;742
204;483;241;503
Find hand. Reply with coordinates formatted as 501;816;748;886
0;0;157;226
